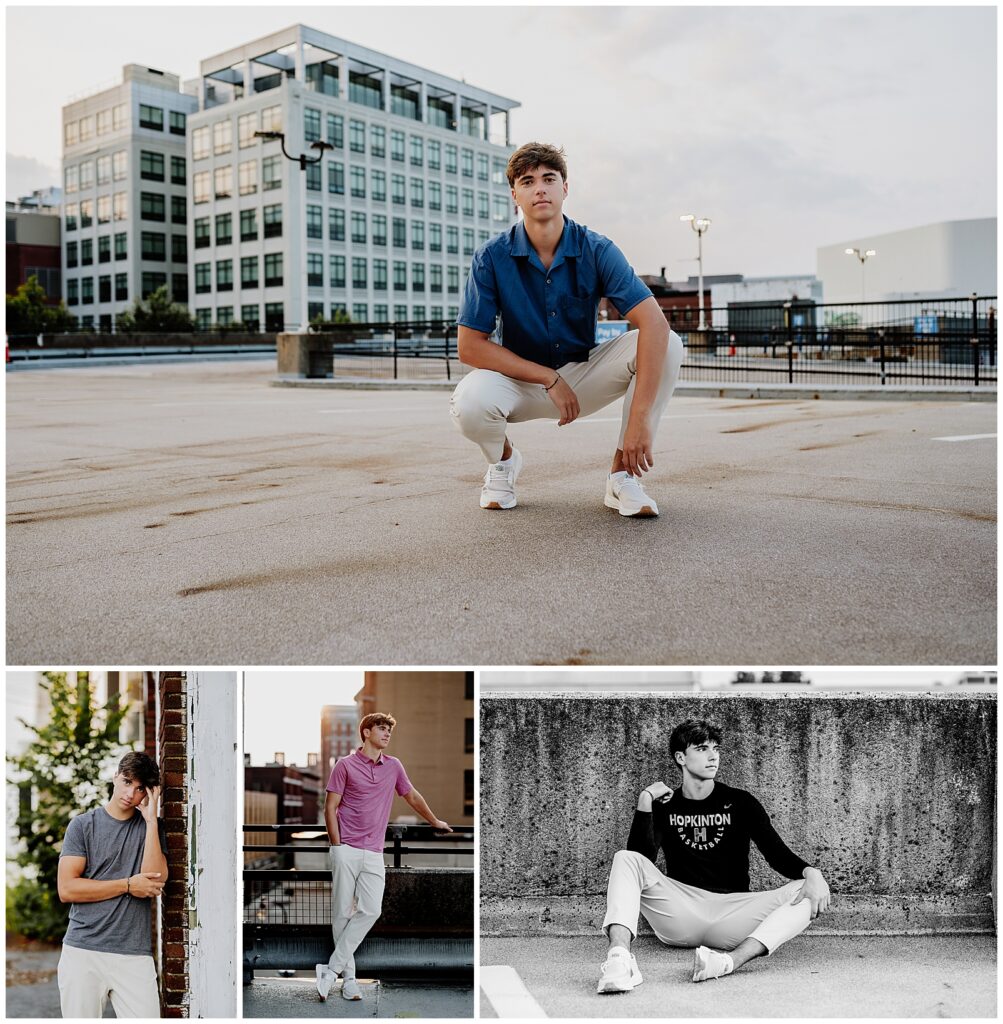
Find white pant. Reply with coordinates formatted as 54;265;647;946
327;843;386;977
450;329;686;463
57;943;159;1018
603;849;813;954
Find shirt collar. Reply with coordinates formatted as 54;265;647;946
510;216;582;273
355;746;384;766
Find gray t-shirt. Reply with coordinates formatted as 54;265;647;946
59;805;168;955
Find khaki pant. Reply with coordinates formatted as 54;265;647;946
326;843;386;977
57;943;160;1018
603;849;813;954
450;330;686;464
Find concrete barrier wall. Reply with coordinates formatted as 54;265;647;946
480;694;996;935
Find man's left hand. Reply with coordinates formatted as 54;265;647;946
432;820;452;834
792;868;831;919
621;420;654;477
140;786;161;824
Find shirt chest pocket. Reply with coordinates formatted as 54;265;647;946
561;294;594;326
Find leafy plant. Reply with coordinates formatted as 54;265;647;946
115;285;195;333
5;275;75;335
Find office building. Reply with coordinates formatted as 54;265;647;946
321;703;358;780
61;65;198;331
7;203;62;301
187;24;520;331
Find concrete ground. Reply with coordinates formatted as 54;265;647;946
6;359;996;664
480;934;997;1018
5;944;114;1018
243;973;474;1018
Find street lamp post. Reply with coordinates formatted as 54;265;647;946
255;131;333;333
844;247;877;303
681;214;712;331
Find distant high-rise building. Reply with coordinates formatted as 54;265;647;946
321;703;358;780
187;24;520;331
357;671;474;825
60;64;198;331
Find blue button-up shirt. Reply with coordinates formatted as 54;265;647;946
457;216;652;370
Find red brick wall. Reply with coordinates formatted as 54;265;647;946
158;672;189;1017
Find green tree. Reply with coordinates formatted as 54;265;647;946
115;285;195;333
5;275;75;335
6;672;131;941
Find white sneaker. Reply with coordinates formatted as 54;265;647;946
692;945;734;982
605;471;659;517
315;964;335;1001
341;977;362;1000
596;947;643;993
480;448;523;509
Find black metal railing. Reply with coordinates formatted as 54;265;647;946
309;318;461;381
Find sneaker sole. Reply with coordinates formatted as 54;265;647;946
481;498;517;510
597;977;635;994
604;495;658;517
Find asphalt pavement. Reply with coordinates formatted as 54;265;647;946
6;360;996;664
480;934;997;1018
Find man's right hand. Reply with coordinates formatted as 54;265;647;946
637;781;673;812
128;872;164;898
546;376;580;426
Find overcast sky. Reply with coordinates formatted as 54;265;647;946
6;5;996;277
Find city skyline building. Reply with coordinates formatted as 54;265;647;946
60;64;198;330
320;703;359;780
186;24;520;332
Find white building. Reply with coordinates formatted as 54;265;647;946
817;218;997;305
709;274;822;329
187;24;520;332
61;65;198;330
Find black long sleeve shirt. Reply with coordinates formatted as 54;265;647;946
626;781;810;894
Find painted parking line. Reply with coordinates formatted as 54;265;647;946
480;965;547;1018
931;433;997;442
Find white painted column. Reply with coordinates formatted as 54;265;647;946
186;672;239;1018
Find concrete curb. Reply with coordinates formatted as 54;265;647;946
270;376;997;401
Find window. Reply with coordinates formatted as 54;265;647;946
141;192;165;221
263;204;282;238
192;125;210;160
238;112;257;148
171;155;186;185
81;277;94;304
429;181;442;212
172;195;187;225
194;217;211;248
114;233;127;260
391;174;406;206
98;236;110;263
172;274;187;302
214;165;233;199
113;192;127;221
113;151;128;181
478;192;490;219
305;162;321;191
79;161;94;191
304;107;321;142
370;124;385;158
461;149;474;177
213;121;232;155
195;308;212;330
240;208;257;241
373;258;387;291
410;135;423;167
327;113;344;148
241;256;258;288
350;166;366;199
430;305;443;321
141;272;167;298
447;265;459;293
241;304;259;329
195;262;211;293
264;253;283;287
372;214;387;247
428;139;441;170
352;302;368;322
463;227;475;256
464;769;473;816
98;276;111;302
393;260;407;291
238;159;257;195
193;171;210;204
97;155;111;185
445;144;458;174
477;152;489;181
217;306;233;326
371;169;386;202
97;195;111;224
261;105;281;133
492;157;506;185
390;129;405;162
430;223;442;253
170;110;186;136
67;279;78;304
411;220;425;251
330;255;346;288
66;241;78;268
392;218;407;248
328;208;345;241
113;104;127;131
410;178;424;209
430;264;443;293
215;212;232;245
394;303;407;321
216;259;233;291
80;199;94;227
352;257;367;289
262;155;281;191
80;115;94;142
465;718;474;753
462;188;474;217
446;185;458;215
94;109;109;136
308;252;324;287
65;120;79;147
374;303;388;322
349;68;382;109
307;205;323;239
115;273;128;301
263;302;282;331
172;234;187;262
139;104;163;131
308;301;325;322
65;165;79;194
141;232;166;261
349;119;365;154
328;161;345;195
493;195;510;223
351;211;367;245
65;204;78;231
412;263;425;292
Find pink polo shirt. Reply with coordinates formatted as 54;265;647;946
327;748;413;853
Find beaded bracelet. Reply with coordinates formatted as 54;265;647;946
544;373;562;392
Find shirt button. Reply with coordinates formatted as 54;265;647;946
550;311;556;317
546;279;552;285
